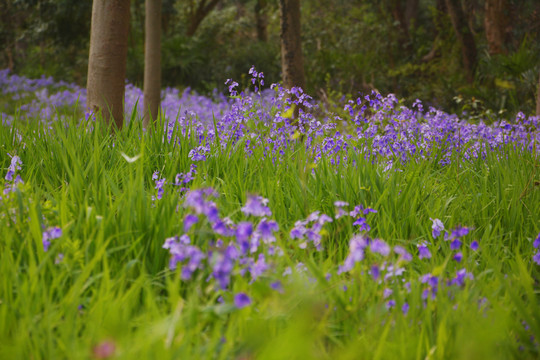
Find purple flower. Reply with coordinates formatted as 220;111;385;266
241;195;272;217
353;217;371;232
533;252;540;265
470;240;479;251
184;189;206;214
533;233;540;249
370;264;380;280
250;253;269;280
334;201;349;207
5;155;22;181
42;226;62;252
290;223;306;239
450;268;474;286
270;281;283;292
235;222;253;253
450;239;462;250
256;219;279;243
234;293;252;308
417;242;431;259
55;253;64;264
203;202;220;223
431;218;444;238
402;302;409;315
188;145;210;161
383;288;393;298
317;214;333;225
394;245;412;261
212;251;235;289
183;214;198;232
451;226;470;238
212;219;233;237
453;252;463;262
386;300;396;309
370;238;390;257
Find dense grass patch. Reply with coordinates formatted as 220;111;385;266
1;71;539;359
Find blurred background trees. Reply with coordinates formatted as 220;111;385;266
1;0;539;117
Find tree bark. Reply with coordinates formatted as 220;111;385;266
404;0;419;30
279;0;306;91
186;0;221;37
484;0;507;55
87;0;131;129
537;71;540;116
445;0;477;83
143;0;162;128
389;0;418;50
255;0;268;42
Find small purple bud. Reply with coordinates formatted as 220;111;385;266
234;293;252;308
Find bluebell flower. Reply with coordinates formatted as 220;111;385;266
234;293;251;308
183;214;199;232
533;233;540;249
42;226;62;252
241;195;272;217
417;242;431;259
353;217;370;232
394;245;412;261
370;238;390;257
402;302;409;315
430;218;444;238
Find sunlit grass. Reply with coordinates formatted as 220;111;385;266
0;106;539;360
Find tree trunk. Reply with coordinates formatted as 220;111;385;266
404;0;419;30
87;0;131;129
445;0;477;83
143;0;162;128
186;0;221;37
255;0;268;42
484;0;507;55
537;71;540;116
389;0;418;50
279;0;305;91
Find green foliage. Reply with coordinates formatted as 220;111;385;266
0;107;539;358
1;0;539;115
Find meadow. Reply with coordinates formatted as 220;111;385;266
0;68;539;359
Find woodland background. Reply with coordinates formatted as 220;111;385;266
1;0;539;117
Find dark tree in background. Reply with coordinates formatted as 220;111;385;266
389;0;419;49
445;0;478;83
143;0;162;128
279;0;305;91
186;0;222;37
255;0;268;42
3;0;539;117
484;0;508;55
87;0;131;128
537;72;540;116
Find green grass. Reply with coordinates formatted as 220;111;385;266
0;113;539;359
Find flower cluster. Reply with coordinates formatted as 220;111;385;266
3;154;24;196
533;233;540;265
42;226;62;252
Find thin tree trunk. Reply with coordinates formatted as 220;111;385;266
279;0;305;91
389;0;418;51
186;0;221;37
143;0;162;128
87;0;131;129
255;0;268;42
484;0;507;55
404;0;419;30
445;0;477;83
537;71;540;116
